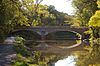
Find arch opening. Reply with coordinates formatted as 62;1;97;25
46;31;81;40
8;30;41;40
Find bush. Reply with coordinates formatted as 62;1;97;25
12;37;33;66
14;37;31;56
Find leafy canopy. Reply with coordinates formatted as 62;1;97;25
88;10;100;27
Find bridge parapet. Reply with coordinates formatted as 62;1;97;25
15;26;87;29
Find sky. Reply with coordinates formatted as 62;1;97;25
55;56;76;66
41;0;75;15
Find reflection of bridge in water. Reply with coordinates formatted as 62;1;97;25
12;26;89;39
35;39;82;48
33;40;86;56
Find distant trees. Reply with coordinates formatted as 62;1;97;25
47;5;77;26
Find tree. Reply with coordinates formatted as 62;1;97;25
75;0;100;66
0;0;21;39
88;0;100;38
88;10;100;27
0;0;30;40
72;0;98;26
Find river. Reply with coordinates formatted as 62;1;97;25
31;39;88;66
3;37;89;66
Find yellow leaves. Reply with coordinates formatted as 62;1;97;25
88;10;100;27
97;0;100;8
17;12;30;26
37;5;49;18
29;64;38;66
70;18;81;27
32;20;39;26
89;64;100;66
84;29;92;35
15;11;20;17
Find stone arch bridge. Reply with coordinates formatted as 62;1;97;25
10;26;89;39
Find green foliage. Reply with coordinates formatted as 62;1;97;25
12;37;33;66
21;0;50;26
0;0;20;38
70;17;81;27
0;0;30;39
75;0;100;65
12;54;31;66
72;0;98;26
15;37;25;44
88;0;100;38
14;37;31;56
89;10;100;27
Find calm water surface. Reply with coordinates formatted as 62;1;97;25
32;39;87;66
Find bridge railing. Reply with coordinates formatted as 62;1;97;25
13;26;89;32
15;26;88;29
30;26;88;29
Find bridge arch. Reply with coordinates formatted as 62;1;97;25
45;30;82;40
8;30;41;40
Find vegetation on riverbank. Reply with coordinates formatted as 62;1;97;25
72;0;100;66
